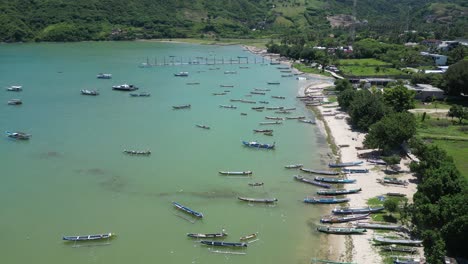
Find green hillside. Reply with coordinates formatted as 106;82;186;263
0;0;466;42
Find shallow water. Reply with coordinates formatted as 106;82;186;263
0;42;334;264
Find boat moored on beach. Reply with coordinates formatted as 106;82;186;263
373;236;423;246
355;221;402;230
332;206;385;215
317;188;362;196
304;197;350;204
329;161;363;168
300;168;340;175
314;176;356;184
316;226;367;234
342;168;369;174
320;213;370;223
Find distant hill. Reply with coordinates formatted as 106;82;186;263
0;0;466;42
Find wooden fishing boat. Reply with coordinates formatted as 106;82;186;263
266;106;283;110
259;101;269;104
255;88;270;91
304;197;350;204
387;192;406;197
314;177;356;184
267;82;280;85
123;150;151;155
196;124;210;129
259;121;282;125
63;233;114;241
320;214;370;224
219;171;252;175
220;85;234;88
7;99;22;105
300;168;340;175
316;226;366;234
300;119;316;124
286;116;306;120
248;182;264;187
263;131;273;136
271;96;286;99
317;188;362;196
6;85;22;91
342;168;369;174
187;232;227;239
240;233;257;241
174;72;189;77
367;159;387;165
238;197;278;203
293;175;332;189
252;106;265;110
251;91;266;95
172;104;191;109
381;245;417;253
200;241;247;247
212;92;227;96
97;73;112;79
253;129;273;133
242;141;275;149
186;82;200;85
265;116;284;120
173;202;203;218
329;161;363;168
332;206;384;215
355;221;402;230
5;131;31;140
285;164;303;169
240;99;256;104
219;104;237;109
275;110;291;114
373;236;422;246
378;177;408;186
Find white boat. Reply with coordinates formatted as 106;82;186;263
6;86;22;91
7;99;22;105
112;84;138;91
96;73;112;79
81;89;99;96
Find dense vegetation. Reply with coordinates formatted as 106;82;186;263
1;0;467;42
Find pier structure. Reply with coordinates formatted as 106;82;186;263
138;56;282;67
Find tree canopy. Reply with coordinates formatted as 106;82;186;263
348;89;391;131
383;84;416;112
444;60;468;96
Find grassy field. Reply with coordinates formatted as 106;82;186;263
292;63;332;77
339;65;406;76
338;58;392;66
430;140;468;179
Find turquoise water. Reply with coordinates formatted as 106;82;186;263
0;42;332;264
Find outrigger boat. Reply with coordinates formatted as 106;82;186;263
373;236;422;246
320;214;370;224
6;85;22;91
329;161;363;168
259;121;282;125
112;84;138;91
174;72;189;77
81;89;99;96
248;182;264;187
242;141;275;149
317;188;362;196
7;99;22;105
271;96;285;99
332;206;385;215
304;197;350;204
314;177;356;184
6;131;31;140
238;197;278;203
253;129;273;133
265;116;284;120
219;104;237;109
240;233;257;241
300;168;340;175
316;226;366;234
285;164;303;169
355;221;402;230
200;241;247;247
63;233;114;241
342;168;369;174
196;124;210;129
294;175;332;189
219;171;252;175
173;104;191;109
173;202;203;218
378;177;408;186
187;232;227;239
123;150;151;155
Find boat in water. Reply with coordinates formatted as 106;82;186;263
242;141;275;149
220;85;234;88
316;226;366;235
6;131;31;140
329;161;363;168
300;119;316;124
112;84;138;91
238;197;278;203
267;82;280;85
304;197;350;204
196;124;210;129
6;85;22;91
219;104;237;109
130;92;150;97
187;231;227;239
96;73;112;79
248;182;264;187
320;213;370;223
286;116;306;120
332;206;385;215
240;233;257;241
174;72;189;77
314;177;356;184
373;236;422;246
253;129;273;133
317;188;362;196
224;71;237;74
63;233;114;241
123;150;151;155
81;89;99;96
293;175;332;189
259;121;282;125
7;99;22;105
172;202;203;218
285;164;303;169
300;168;340;175
265;116;284;120
173;104;191;109
200;240;247;247
271;96;285;99
219;171;252;175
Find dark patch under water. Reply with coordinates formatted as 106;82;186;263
38;151;62;159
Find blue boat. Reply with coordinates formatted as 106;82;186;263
242;141;275;149
293;175;332;188
314;177;356;184
329;161;363;168
63;233;114;241
342;168;369;174
172;202;203;218
304;197;350;204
